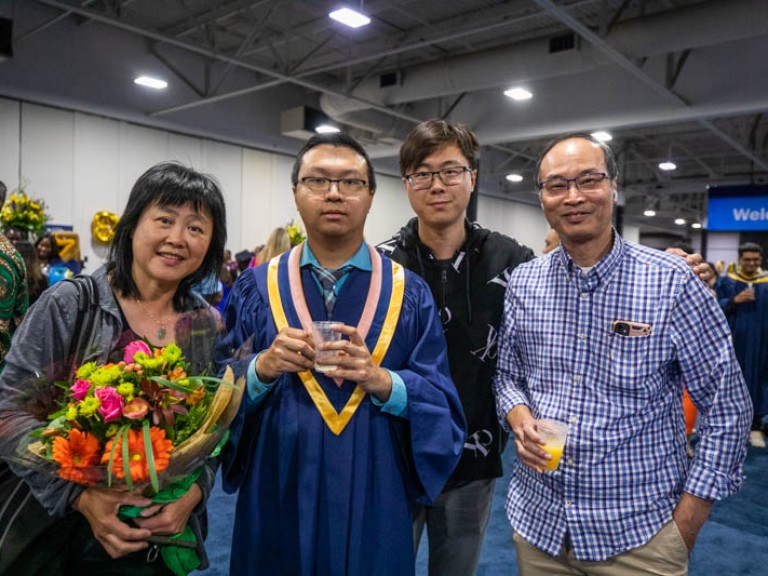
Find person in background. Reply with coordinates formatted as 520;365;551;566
698;261;720;296
216;132;465;575
0;180;28;371
34;233;76;284
14;240;48;306
217;249;237;313
34;233;57;276
0;162;227;574
234;249;254;274
716;242;768;448
378;119;535;576
494;133;751;575
191;271;224;307
542;227;560;254
252;226;291;267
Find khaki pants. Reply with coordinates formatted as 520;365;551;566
514;520;689;576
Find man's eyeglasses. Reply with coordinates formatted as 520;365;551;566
538;172;610;197
404;166;472;190
299;177;368;195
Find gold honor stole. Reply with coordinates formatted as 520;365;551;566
267;242;405;435
725;262;768;284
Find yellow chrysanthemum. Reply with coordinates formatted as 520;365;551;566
75;361;97;379
79;396;101;417
116;382;135;399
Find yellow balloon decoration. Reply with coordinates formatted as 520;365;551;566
91;211;119;244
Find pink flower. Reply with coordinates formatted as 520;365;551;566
122;397;150;420
123;340;151;364
94;387;125;423
70;379;92;401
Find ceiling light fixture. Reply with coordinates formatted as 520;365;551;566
691;222;702;229
643;209;656;217
674;218;686;225
329;8;371;28
134;75;167;89
659;161;677;171
591;131;613;142
315;124;341;134
503;87;533;101
506;174;523;183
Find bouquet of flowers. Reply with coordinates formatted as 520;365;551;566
24;339;242;495
1;184;49;236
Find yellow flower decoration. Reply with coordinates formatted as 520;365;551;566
116;382;135;399
79;397;101;417
65;405;79;421
0;185;50;235
162;343;183;365
89;365;123;386
76;362;98;380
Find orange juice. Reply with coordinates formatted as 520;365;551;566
537;418;570;471
542;444;564;471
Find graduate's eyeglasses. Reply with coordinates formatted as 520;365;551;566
299;177;369;195
404;166;472;190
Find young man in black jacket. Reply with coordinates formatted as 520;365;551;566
378;120;535;576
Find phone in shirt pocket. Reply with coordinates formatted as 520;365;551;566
611;320;652;337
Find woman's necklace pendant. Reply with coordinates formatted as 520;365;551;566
157;326;167;340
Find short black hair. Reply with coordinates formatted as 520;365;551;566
738;242;763;257
399;119;480;176
535;132;618;186
107;162;227;310
291;132;376;192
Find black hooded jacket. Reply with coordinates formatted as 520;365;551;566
378;218;535;483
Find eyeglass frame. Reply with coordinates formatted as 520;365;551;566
537;172;611;197
403;166;473;189
297;176;370;195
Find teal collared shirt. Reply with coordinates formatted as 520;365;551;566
246;242;408;417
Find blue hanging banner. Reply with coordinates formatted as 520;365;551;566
707;185;768;231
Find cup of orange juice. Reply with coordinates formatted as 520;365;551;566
537;419;570;471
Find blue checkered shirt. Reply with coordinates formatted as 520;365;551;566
494;233;751;561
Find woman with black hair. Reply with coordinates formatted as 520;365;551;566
0;162;227;575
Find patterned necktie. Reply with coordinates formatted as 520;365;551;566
312;265;348;317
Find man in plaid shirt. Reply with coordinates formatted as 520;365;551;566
494;133;752;575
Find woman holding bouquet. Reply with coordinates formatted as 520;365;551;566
0;162;227;575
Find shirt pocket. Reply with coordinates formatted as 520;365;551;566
605;333;654;394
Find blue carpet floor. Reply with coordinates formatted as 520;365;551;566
196;444;768;575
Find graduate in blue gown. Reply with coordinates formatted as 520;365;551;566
215;133;466;575
716;242;768;446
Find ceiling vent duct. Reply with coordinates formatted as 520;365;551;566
280;106;337;140
0;18;13;63
549;32;576;54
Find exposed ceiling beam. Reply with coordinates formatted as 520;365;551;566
531;0;768;171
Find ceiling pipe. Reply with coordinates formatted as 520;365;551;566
320;0;768;116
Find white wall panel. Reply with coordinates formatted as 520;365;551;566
74;112;121;268
707;231;740;268
21;103;75;226
201;141;242;254
0;98;20;190
364;175;409;245
167;133;202;167
477;195;548;254
117;122;169;210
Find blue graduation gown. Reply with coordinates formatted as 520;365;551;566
717;275;768;419
216;249;465;576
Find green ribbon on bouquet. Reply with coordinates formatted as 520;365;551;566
119;469;203;576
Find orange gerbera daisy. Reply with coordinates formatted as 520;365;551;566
101;427;173;483
52;429;102;485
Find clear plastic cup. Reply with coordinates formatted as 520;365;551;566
310;321;342;372
537;418;570;471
